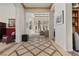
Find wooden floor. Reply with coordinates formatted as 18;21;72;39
0;36;71;56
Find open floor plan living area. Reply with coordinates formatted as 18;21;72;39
0;3;79;56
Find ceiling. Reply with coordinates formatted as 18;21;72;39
23;3;52;9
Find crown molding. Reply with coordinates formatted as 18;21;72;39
49;3;53;9
22;3;52;10
21;3;26;9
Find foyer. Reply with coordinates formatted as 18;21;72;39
0;3;76;56
0;35;70;56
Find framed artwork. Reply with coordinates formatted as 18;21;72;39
8;19;15;27
56;10;64;24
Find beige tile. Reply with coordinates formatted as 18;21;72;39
28;41;32;43
47;42;51;44
29;42;34;45
39;39;42;41
23;42;30;45
10;52;17;56
27;46;35;50
31;48;41;55
22;52;33;56
31;42;38;45
49;45;56;50
53;51;61;56
0;43;15;53
34;44;40;47
38;45;46;50
16;46;24;50
23;43;32;47
44;48;55;55
42;40;46;42
39;42;45;45
30;40;35;42
68;51;79;56
34;41;39;43
49;39;71;56
0;36;71;56
39;42;43;45
17;48;28;55
43;43;50;47
38;52;49;56
1;44;21;56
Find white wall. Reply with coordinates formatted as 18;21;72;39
14;4;25;42
66;4;73;51
53;3;73;51
0;3;25;43
0;3;16;28
54;3;67;50
49;5;54;40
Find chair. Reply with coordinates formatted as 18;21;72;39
2;28;15;44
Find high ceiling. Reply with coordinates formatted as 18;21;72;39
23;3;52;9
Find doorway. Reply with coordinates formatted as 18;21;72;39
27;13;49;39
49;6;55;41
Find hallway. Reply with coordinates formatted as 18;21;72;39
0;36;70;56
0;3;75;56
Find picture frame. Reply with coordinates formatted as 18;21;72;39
8;19;15;27
56;10;64;24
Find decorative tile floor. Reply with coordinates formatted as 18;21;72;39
9;36;62;56
68;51;79;56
